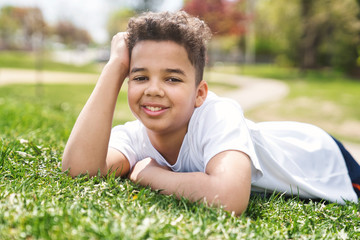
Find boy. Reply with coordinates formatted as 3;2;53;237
62;11;359;215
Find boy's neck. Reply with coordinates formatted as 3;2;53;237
146;128;187;165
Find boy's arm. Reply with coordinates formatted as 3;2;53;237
62;33;130;177
129;150;252;215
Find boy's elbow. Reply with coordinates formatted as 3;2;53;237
61;154;84;178
217;184;250;216
223;198;249;216
61;153;105;178
61;154;69;173
225;201;247;216
61;162;88;178
61;156;77;178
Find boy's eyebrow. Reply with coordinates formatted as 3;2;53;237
164;68;186;76
130;67;146;73
130;67;187;76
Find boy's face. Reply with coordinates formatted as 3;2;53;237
128;40;207;137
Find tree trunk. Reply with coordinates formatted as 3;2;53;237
299;0;317;69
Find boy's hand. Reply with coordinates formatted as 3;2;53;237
109;32;130;72
129;158;171;183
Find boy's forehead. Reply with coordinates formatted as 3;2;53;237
132;40;184;52
131;40;193;67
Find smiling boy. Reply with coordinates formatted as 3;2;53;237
62;11;359;215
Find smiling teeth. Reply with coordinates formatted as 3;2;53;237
145;106;163;112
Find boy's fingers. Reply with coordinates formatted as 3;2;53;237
113;32;128;40
110;32;129;59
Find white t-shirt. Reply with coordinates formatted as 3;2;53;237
109;91;358;204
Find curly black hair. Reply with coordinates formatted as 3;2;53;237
127;11;212;85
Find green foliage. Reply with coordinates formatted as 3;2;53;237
0;81;359;239
107;8;136;40
107;0;166;40
210;36;240;53
255;0;360;72
0;6;19;44
255;0;302;62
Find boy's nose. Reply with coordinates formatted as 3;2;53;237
144;79;165;97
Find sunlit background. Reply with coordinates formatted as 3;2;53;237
1;0;360;71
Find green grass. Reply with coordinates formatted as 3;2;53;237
211;64;302;81
0;51;99;73
0;80;360;238
212;64;360;143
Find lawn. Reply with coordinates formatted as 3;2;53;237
0;65;359;239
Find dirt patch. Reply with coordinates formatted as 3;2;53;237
325;120;360;140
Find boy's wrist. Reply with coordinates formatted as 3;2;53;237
107;57;129;70
105;58;129;82
129;158;168;184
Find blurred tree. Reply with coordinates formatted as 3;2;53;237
0;5;92;50
0;6;19;49
183;0;249;63
0;6;47;50
54;21;92;47
183;0;246;36
299;0;315;69
320;0;360;73
132;0;164;12
106;0;164;41
255;0;301;65
107;8;136;39
17;7;47;50
255;0;360;73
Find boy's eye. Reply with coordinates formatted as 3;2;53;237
167;77;182;83
133;76;148;81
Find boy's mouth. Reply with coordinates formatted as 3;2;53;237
142;105;169;114
144;106;164;112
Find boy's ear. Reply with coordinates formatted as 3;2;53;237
195;80;208;108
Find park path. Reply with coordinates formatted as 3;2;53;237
208;72;289;111
1;68;359;160
0;68;98;86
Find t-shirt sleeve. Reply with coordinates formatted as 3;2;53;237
108;121;139;169
192;97;262;182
